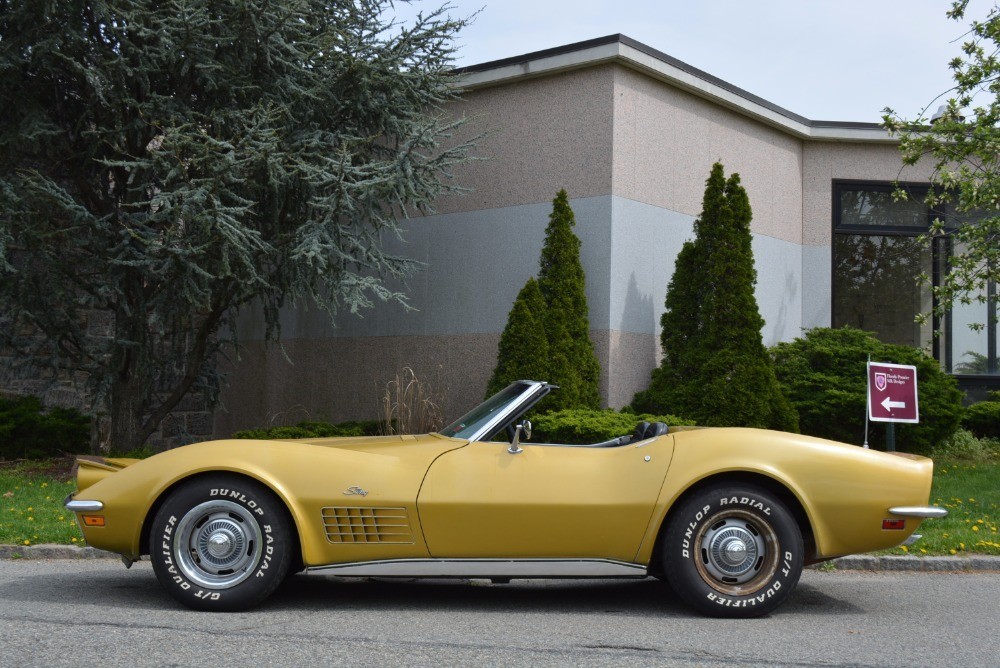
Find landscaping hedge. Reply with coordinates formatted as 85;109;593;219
530;409;695;445
771;327;964;454
233;411;698;446
963;396;1000;439
232;420;382;440
0;395;90;460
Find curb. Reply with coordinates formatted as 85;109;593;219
817;554;1000;572
0;544;117;560
1;545;999;571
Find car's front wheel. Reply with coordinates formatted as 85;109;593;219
662;483;803;617
149;474;293;611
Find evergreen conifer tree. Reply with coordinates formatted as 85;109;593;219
0;1;474;452
633;164;797;430
537;190;601;410
486;278;549;397
485;190;601;409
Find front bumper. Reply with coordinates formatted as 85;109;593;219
63;494;103;513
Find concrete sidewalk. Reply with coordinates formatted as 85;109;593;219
2;543;998;571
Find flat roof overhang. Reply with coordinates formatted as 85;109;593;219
454;34;893;144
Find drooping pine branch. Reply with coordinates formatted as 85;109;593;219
0;0;477;451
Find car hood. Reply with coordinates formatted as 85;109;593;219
285;432;464;456
74;433;466;493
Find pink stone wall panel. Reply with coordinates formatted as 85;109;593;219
612;67;804;245
215;332;610;435
432;66;615;215
802;142;935;246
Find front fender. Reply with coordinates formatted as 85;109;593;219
69;437;465;566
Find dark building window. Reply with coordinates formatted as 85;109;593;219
832;181;998;384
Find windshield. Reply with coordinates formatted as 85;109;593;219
439;382;534;441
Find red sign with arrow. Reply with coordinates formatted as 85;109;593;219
867;362;919;423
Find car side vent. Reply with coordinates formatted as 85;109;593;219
321;506;413;544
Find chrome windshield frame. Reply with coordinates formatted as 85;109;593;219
444;380;552;443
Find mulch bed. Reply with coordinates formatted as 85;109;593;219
0;455;79;482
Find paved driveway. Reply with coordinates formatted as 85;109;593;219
0;560;995;667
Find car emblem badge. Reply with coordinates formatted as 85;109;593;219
343;486;368;497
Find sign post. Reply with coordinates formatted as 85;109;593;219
867;361;919;451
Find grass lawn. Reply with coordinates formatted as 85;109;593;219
1;456;998;555
0;459;83;546
880;459;999;556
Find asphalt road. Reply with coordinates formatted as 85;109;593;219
0;560;996;668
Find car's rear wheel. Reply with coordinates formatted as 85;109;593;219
662;483;803;617
149;474;293;611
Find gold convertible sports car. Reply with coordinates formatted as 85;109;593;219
64;380;946;617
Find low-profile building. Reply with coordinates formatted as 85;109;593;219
216;34;998;435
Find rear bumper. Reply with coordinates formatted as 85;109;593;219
889;506;948;518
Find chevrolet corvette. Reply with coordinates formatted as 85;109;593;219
64;380;945;617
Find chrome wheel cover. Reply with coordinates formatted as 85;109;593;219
693;509;779;596
174;500;263;589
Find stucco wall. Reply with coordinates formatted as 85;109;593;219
432;66;616;215
215;334;500;436
220;196;618;432
214;64;931;435
801;142;929;246
612;66;804;245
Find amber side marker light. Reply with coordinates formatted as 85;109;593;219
82;515;105;527
882;519;906;531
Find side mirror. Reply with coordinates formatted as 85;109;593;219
508;420;532;454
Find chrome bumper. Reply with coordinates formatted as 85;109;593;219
63;494;103;513
889;506;948;518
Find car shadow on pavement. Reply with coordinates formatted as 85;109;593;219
267;574;863;617
0;564;861;617
274;575;684;616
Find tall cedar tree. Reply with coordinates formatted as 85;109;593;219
486;191;601;408
0;1;474;452
633;164;798;431
485;278;549;397
536;190;601;410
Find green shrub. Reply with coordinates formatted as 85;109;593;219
932;428;1000;461
963;401;1000;439
530;409;695;445
232;419;381;440
0;395;91;460
771;327;964;454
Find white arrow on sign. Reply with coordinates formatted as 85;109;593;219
881;397;906;412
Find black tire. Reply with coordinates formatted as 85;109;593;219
149;474;293;611
662;484;803;618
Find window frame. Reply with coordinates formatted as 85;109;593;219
830;179;998;384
